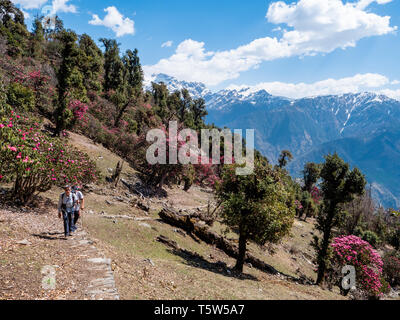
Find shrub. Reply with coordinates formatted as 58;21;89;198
6;82;35;112
68;99;89;128
361;230;380;248
389;228;400;250
0;108;99;204
330;235;386;299
383;251;400;288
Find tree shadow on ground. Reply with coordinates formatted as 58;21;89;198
166;247;259;281
32;232;66;241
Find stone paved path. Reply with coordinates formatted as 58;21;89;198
0;209;120;300
70;230;120;300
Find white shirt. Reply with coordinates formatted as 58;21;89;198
74;191;84;211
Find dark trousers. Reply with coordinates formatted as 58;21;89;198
73;210;80;230
62;210;75;236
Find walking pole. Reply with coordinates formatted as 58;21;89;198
81;209;84;231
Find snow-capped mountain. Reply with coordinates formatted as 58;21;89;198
145;73;212;100
148;74;400;208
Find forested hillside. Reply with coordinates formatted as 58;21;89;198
0;0;399;300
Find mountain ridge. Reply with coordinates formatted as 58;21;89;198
147;74;400;208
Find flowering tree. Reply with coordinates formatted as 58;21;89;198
134;123;220;190
0;108;99;204
330;235;387;298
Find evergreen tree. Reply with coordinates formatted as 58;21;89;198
43;15;64;40
303;162;321;192
123;49;143;94
78;34;103;93
178;89;192;123
191;98;207;130
30;16;45;59
54;30;86;135
100;38;124;93
0;0;29;57
113;48;144;126
278;150;293;169
313;153;366;285
152;82;170;122
216;160;296;273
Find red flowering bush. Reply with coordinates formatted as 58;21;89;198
330;235;387;298
68;99;89;126
0;107;99;204
310;186;321;204
12;68;55;116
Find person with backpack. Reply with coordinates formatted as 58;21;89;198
58;185;78;238
71;186;85;232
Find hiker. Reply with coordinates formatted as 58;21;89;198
58;185;78;237
72;186;85;232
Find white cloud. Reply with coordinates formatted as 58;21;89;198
89;6;135;37
50;0;76;14
11;0;47;10
11;0;77;18
380;89;400;101
11;0;76;14
144;0;396;86
227;73;392;99
161;41;173;48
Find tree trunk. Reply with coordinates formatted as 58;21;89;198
316;225;332;285
234;230;247;273
316;203;336;286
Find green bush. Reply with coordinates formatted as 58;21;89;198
6;82;35;112
361;230;381;248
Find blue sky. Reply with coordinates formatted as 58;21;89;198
13;0;400;99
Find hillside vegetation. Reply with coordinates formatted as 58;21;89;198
0;0;399;300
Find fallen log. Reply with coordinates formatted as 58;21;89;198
158;207;279;275
101;215;154;222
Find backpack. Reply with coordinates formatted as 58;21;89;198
61;192;77;212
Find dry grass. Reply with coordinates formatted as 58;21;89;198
0;132;347;300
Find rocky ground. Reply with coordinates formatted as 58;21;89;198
0;205;119;300
1;132;397;301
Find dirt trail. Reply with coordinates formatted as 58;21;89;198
0;208;119;300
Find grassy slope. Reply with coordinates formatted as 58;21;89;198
0;132;345;300
66;133;344;300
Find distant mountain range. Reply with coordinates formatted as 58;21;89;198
147;74;400;208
